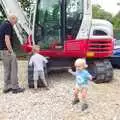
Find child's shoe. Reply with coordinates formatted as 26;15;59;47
45;86;49;90
81;103;88;111
72;98;79;105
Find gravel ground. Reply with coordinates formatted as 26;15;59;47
0;61;120;120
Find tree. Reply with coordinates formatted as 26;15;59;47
112;11;120;29
0;5;6;18
92;5;112;22
0;5;6;23
18;0;31;14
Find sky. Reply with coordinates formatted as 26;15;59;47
92;0;120;15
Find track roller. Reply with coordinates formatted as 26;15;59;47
88;59;113;83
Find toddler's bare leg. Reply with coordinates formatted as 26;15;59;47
74;87;79;99
81;88;88;111
72;87;79;105
81;88;87;100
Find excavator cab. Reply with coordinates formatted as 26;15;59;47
34;0;83;49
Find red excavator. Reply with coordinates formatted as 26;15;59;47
22;0;114;83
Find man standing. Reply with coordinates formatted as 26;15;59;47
0;14;25;93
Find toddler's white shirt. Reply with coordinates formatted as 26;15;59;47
29;53;48;71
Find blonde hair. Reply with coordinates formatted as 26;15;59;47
74;58;88;68
32;45;40;51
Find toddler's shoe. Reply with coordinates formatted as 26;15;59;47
45;86;49;90
81;103;88;111
72;98;79;105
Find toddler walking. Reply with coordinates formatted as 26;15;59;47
68;58;92;111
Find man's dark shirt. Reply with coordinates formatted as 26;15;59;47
0;20;13;50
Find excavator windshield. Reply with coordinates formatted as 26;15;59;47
34;0;83;49
66;0;83;37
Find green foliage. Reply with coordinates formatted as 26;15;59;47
18;0;31;14
0;5;6;23
111;12;120;29
92;5;120;30
92;5;112;22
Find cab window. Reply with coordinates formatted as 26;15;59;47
93;30;107;36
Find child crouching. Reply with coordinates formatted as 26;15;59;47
29;45;49;90
68;58;92;111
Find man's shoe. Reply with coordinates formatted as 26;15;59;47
12;88;25;94
72;98;80;105
3;88;12;93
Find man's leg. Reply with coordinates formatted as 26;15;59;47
10;55;19;89
2;54;12;92
10;55;25;93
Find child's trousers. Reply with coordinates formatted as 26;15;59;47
34;70;48;87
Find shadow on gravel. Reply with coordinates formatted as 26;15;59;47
46;70;73;87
